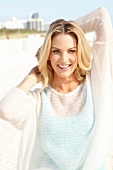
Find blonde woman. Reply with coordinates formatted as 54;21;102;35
0;7;113;170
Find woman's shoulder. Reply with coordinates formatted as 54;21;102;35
28;88;41;97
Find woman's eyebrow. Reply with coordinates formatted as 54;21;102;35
68;47;77;50
51;47;77;49
51;47;60;49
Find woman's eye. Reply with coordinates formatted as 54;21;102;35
53;50;60;53
68;50;76;53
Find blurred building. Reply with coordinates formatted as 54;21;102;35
32;12;39;19
3;17;26;29
0;12;45;31
0;16;26;30
26;12;44;31
44;22;50;31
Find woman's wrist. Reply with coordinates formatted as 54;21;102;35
17;75;38;93
17;66;42;93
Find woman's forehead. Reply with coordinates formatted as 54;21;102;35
52;33;77;43
51;33;77;49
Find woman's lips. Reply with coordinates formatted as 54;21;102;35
57;64;71;70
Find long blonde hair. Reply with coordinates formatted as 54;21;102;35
38;19;91;91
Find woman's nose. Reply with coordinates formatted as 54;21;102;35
60;52;69;62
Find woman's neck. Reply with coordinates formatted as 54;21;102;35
50;76;80;94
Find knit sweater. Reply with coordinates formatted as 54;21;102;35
0;7;113;170
29;78;94;170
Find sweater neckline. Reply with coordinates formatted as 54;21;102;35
48;82;85;97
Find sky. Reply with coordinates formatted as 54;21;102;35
0;0;113;24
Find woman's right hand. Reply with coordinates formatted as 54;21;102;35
17;66;42;93
27;66;42;84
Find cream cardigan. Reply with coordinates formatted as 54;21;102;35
0;7;113;170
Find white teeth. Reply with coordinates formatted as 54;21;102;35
58;65;70;68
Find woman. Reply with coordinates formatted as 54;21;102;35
0;7;113;170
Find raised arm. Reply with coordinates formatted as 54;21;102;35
0;67;41;130
77;8;113;169
76;7;113;42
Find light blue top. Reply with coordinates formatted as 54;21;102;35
98;162;104;170
38;80;95;170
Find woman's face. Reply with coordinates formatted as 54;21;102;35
49;33;78;79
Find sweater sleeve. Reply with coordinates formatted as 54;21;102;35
0;87;38;130
76;7;113;42
76;6;113;111
76;7;113;85
76;7;113;170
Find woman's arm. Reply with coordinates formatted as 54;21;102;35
0;67;41;129
77;7;113;170
17;66;41;93
76;7;113;42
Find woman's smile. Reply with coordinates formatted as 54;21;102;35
57;64;72;71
